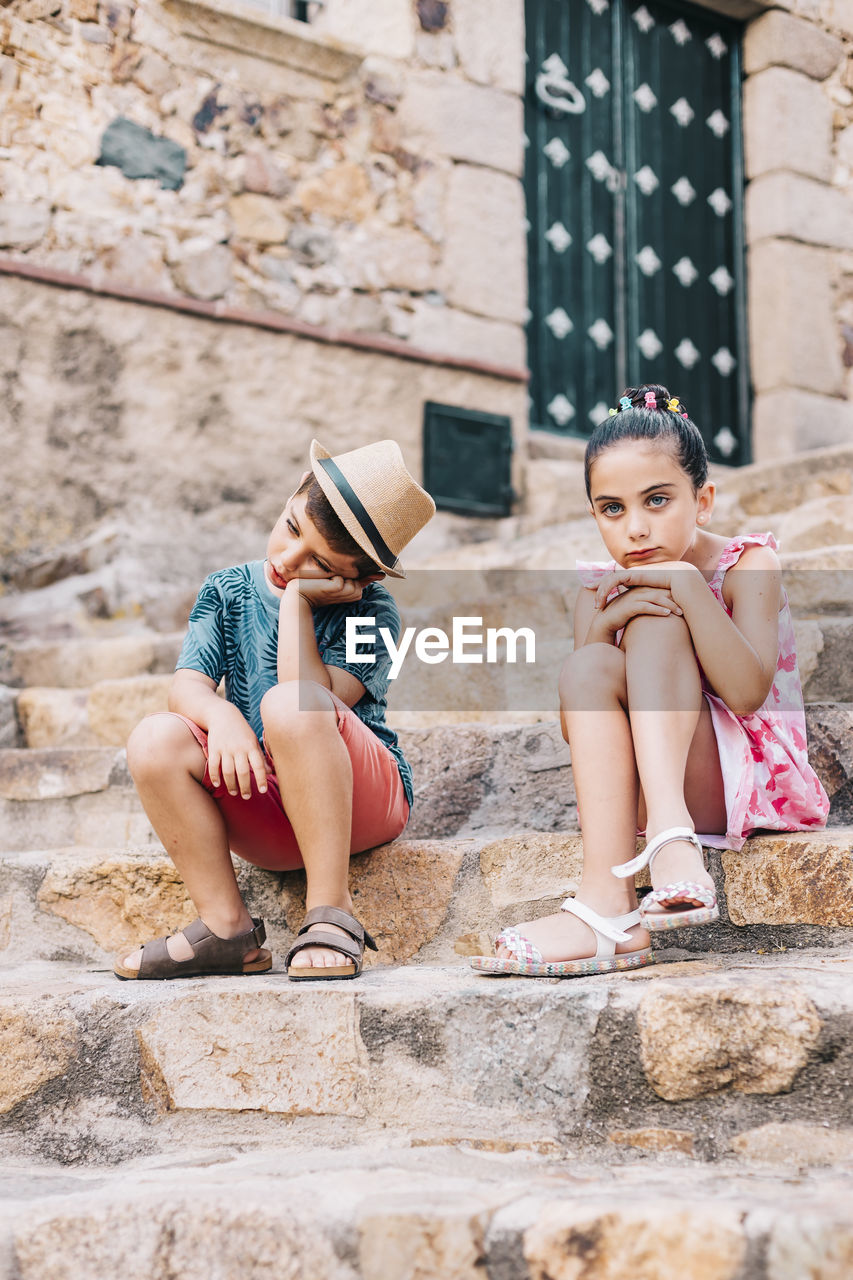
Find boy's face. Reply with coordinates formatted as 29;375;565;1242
265;492;364;595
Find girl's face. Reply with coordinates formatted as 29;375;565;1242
587;440;714;567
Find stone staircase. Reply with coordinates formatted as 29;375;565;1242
2;446;853;1275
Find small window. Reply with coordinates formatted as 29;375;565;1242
237;0;322;20
423;402;514;518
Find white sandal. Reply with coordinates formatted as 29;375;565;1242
470;896;655;978
611;826;719;931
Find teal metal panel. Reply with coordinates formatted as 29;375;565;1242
524;0;749;464
423;403;514;516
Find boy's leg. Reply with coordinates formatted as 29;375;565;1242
260;681;359;971
121;714;260;971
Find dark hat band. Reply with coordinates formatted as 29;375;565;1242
316;455;398;570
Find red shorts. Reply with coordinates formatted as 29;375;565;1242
170;692;410;872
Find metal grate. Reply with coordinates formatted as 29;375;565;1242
524;0;749;465
235;0;321;21
423;403;515;517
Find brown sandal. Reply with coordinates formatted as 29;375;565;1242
113;917;272;980
285;906;377;981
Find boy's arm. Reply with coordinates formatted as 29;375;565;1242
277;583;367;708
169;669;268;798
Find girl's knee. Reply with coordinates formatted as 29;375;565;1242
260;680;336;736
622;611;692;650
558;643;625;704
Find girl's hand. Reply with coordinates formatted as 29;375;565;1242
588;585;683;643
289;572;384;608
206;704;268;798
593;561;703;612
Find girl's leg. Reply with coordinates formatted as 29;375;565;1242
259;681;356;971
623;613;726;902
496;643;650;962
121;715;259;970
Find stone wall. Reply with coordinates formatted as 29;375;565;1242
0;0;528;559
744;2;853;459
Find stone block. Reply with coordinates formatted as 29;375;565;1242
608;1127;695;1155
87;675;172;745
336;226;437;292
242;149;293;198
752;389;853;459
721;832;853;926
277;838;469;964
0;685;18;749
137;989;367;1114
17;688;90;750
294;162;374;222
441;165;526;323
359;1205;488;1280
479;832;583;908
407;301;525;368
13;1198;352;1280
744;67;833;181
454;0;525;95
746;172;853;250
228;192;288;243
397;72;524;176
744;10;844;80
730;1121;853;1165
524;1201;746;1280
637;982;821;1100
173;243;233;300
802;618;853;701
5;634;178;688
775;494;853;552
748;240;844;395
0;201;49;249
36;851;195;950
312;0;415;59
0;747;119;802
99;235;173;293
766;1215;853;1280
0;996;78;1114
804;704;853;823
132;50;179;98
0;53;18;91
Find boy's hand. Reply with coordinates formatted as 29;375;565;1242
290;572;384;607
206;704;267;799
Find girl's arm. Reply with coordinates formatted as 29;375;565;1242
574;582;683;647
666;546;782;715
277;580;367;708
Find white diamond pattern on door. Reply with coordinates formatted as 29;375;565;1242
524;0;748;462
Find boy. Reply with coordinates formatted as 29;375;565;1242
115;438;435;981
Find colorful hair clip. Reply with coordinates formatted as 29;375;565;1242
681;412;688;418
667;398;680;412
608;407;618;416
644;392;657;409
619;396;632;411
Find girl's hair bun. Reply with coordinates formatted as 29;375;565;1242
584;380;707;498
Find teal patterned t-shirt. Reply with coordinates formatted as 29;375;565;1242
176;560;413;808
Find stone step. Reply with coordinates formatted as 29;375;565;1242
2;1138;853;1279
9;602;851;749
0;631;185;690
3;703;853;851
2;828;851;973
1;951;852;1173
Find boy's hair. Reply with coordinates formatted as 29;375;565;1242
296;475;380;578
584;382;710;499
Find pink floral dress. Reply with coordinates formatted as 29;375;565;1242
577;533;829;851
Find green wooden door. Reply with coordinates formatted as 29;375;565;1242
525;0;749;463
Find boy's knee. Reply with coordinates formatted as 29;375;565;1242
260;680;335;734
126;713;193;780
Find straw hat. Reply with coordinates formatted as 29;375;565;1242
310;438;436;578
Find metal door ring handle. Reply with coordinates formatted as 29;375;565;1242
535;71;586;116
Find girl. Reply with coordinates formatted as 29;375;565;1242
473;384;829;978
